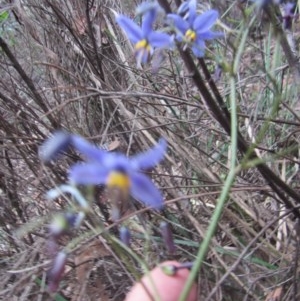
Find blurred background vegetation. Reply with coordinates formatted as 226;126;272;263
0;0;300;300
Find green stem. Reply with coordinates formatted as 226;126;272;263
178;76;238;301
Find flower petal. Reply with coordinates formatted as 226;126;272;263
71;135;107;162
167;14;189;34
116;15;143;43
191;39;205;57
135;48;151;68
197;31;223;40
69;163;109;184
105;153;132;173
136;1;161;16
148;32;174;49
193;10;218;33
130;172;163;209
131;138;167;170
177;0;191;19
187;0;197;24
39;131;71;163
142;7;157;36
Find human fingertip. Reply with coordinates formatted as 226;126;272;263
124;261;197;301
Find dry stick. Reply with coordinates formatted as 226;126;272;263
292;220;300;301
0;37;59;128
198;57;230;120
0;89;49;130
45;0;105;84
204;206;300;301
84;0;105;81
157;0;300;218
237;112;300;127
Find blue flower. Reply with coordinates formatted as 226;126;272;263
168;0;222;57
115;2;173;67
69;135;167;209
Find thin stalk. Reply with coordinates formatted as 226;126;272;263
178;76;238;301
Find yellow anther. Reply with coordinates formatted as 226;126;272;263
107;172;131;191
185;29;196;42
135;39;151;51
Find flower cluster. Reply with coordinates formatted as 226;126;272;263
168;1;222;58
115;3;173;68
115;0;222;67
40;131;167;291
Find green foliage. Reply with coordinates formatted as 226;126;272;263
0;11;9;23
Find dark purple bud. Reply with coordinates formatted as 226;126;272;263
282;2;298;30
160;221;176;254
47;251;67;293
39;131;71;163
119;226;131;247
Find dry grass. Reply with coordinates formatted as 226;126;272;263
0;0;300;300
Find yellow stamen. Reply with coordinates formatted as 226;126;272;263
107;172;131;191
135;39;151;51
185;29;196;42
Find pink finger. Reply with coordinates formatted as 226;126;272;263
125;261;197;301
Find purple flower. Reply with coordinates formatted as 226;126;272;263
115;2;173;67
69;135;167;209
168;0;222;57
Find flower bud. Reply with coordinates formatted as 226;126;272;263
47;251;67;293
119;226;131;247
49;212;85;238
283;2;297;30
160;221;176;254
48;214;68;238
